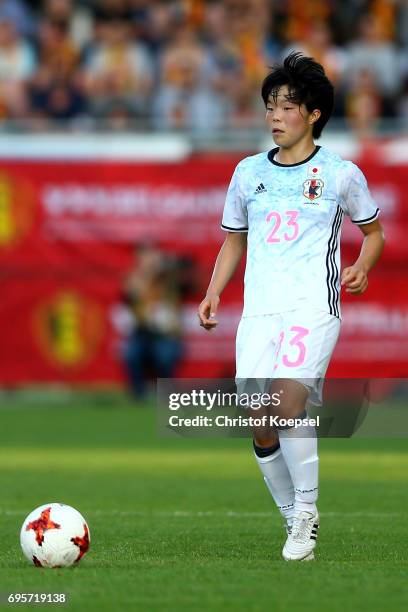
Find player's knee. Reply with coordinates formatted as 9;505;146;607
270;379;309;418
253;434;279;448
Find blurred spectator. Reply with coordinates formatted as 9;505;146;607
43;0;93;52
345;68;383;138
330;1;368;45
370;0;397;42
279;0;332;45
0;0;34;37
122;244;184;398
153;14;226;131
84;15;152;120
36;18;80;82
0;17;35;119
283;21;347;88
133;1;174;53
29;18;84;122
29;72;86;122
346;14;401;115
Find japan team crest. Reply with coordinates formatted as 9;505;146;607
303;178;324;200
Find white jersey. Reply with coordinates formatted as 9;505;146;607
221;145;379;319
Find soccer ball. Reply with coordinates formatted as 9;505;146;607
20;503;90;568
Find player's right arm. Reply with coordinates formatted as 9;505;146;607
198;232;247;331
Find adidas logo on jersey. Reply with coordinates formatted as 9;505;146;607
254;183;267;194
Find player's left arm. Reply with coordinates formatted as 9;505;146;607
341;219;385;294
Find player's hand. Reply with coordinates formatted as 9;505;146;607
341;264;368;294
198;294;220;331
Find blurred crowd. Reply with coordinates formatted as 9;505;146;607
1;0;408;133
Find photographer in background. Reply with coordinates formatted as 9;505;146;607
122;243;185;399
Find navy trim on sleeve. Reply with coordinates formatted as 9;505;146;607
221;224;248;232
351;208;380;225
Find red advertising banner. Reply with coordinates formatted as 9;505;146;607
0;154;407;384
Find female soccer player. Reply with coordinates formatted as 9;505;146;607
198;53;384;561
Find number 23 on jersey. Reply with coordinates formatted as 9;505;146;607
266;210;299;243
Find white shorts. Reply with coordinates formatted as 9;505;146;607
236;308;341;406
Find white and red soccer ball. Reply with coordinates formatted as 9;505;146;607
20;503;90;568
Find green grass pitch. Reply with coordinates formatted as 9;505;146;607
0;390;407;611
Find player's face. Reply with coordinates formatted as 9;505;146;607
266;85;315;149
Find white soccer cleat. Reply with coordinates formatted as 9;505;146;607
282;511;319;561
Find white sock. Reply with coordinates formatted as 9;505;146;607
253;445;295;526
278;422;318;516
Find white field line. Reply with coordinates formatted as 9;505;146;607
0;510;405;519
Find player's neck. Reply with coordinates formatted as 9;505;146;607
275;140;317;166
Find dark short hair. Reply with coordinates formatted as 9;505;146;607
261;52;334;139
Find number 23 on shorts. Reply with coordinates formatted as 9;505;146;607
274;326;309;370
